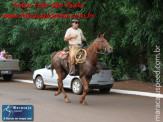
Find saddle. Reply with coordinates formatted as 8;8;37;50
57;47;69;61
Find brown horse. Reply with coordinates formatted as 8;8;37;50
51;33;113;105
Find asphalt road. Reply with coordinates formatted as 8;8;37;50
0;79;162;122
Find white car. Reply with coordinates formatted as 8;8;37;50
33;62;114;95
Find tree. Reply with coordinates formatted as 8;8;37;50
0;0;162;82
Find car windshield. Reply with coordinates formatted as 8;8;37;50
45;65;51;69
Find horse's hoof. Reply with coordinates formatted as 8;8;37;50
54;92;59;96
65;98;71;103
79;99;83;104
82;100;88;105
55;91;61;96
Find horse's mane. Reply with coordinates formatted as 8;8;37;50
86;38;98;53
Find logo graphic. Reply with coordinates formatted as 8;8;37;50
2;105;33;121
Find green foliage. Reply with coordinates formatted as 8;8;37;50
0;0;162;82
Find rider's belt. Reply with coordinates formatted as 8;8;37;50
69;44;83;49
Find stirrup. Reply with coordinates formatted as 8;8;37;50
69;68;75;76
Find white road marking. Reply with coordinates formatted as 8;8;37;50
111;89;163;98
13;79;163;98
13;79;33;84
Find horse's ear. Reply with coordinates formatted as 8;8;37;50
98;32;101;38
102;33;105;37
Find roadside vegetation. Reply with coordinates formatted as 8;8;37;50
0;0;162;83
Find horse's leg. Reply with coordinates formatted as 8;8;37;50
55;71;70;103
54;76;62;96
54;70;63;96
79;76;91;105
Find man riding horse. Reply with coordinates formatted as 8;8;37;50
64;18;86;75
51;19;113;105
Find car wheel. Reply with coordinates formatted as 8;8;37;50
35;76;46;90
72;79;83;95
3;75;12;81
99;88;110;93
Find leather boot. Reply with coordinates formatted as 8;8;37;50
69;64;75;76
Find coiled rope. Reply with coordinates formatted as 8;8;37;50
75;49;87;64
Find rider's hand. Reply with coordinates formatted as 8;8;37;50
82;37;86;41
72;34;78;39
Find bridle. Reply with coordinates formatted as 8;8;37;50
96;38;108;54
86;37;110;55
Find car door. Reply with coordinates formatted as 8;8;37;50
43;68;58;86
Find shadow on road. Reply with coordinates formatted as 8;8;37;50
44;87;114;96
0;79;16;83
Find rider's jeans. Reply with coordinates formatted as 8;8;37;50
69;44;78;69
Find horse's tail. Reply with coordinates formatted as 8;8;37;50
51;52;57;77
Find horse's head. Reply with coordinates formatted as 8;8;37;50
96;33;113;54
